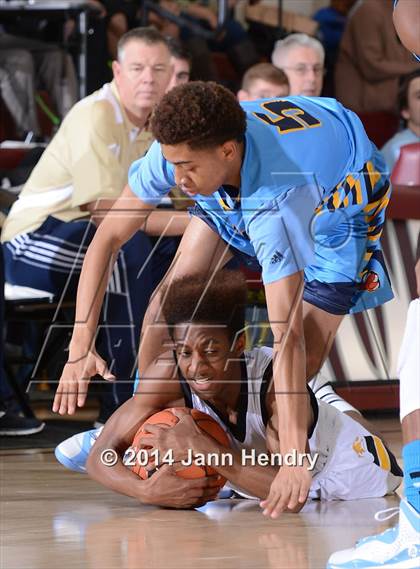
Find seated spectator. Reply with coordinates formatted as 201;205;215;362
381;69;420;172
271;33;325;97
166;36;191;90
335;0;417;114
237;63;289;102
1;28;189;423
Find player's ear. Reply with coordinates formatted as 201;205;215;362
221;140;238;161
112;60;121;81
401;108;410;121
232;332;246;356
237;89;248;102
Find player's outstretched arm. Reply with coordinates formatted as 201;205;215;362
53;185;155;416
260;271;312;517
86;355;218;508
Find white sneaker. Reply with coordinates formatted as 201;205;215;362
55;427;103;473
327;499;420;568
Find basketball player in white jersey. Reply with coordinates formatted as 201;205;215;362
56;271;402;509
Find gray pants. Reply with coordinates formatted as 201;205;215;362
0;48;39;135
0;33;78;134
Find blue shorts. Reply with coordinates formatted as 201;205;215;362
190;151;393;316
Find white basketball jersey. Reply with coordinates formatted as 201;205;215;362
179;346;402;501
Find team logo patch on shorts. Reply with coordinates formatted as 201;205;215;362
360;270;380;292
352;436;366;457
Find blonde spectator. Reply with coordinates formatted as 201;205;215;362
237;63;289;102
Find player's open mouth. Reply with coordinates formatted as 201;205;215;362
193;377;210;384
191;377;212;390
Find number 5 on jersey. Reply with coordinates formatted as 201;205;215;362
254;100;322;135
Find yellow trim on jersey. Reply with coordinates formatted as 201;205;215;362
366;161;381;189
367;224;385;242
364;189;391;214
354;179;363;205
332;190;341;209
218;198;231;211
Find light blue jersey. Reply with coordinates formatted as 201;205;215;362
129;96;393;314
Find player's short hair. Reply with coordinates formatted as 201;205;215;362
166;36;192;66
241;63;289;92
117;27;169;62
271;33;325;67
151;81;247;149
398;68;420;112
162;270;247;343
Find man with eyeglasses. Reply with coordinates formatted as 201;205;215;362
271;33;325;97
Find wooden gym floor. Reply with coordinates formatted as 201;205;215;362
1;416;403;569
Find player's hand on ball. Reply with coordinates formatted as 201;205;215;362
144;464;220;509
141;411;204;462
260;462;311;517
52;348;115;415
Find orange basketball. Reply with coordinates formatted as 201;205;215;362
129;407;230;489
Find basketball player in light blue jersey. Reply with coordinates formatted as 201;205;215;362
53;81;393;518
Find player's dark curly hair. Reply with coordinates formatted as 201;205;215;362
151;81;247;149
162;270;247;343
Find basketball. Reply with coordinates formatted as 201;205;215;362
130;408;230;488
